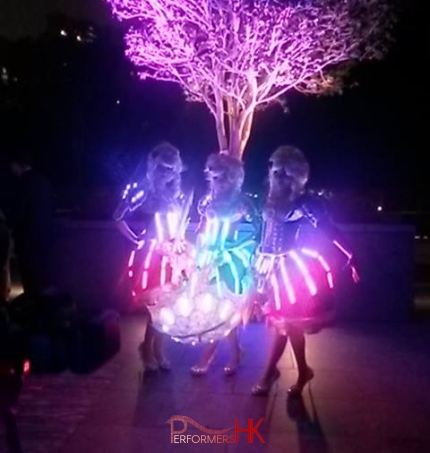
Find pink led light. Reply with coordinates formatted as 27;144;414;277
333;240;352;260
260;257;268;274
141;271;148;290
23;360;31;376
106;0;393;160
167;211;177;239
317;255;334;289
279;257;296;304
301;248;319;259
144;240;156;269
142;240;156;289
327;272;334;288
160;256;168;285
128;250;136;267
289;250;317;296
270;273;281;311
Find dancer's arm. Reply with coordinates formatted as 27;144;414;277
225;195;262;251
301;196;360;282
113;183;147;245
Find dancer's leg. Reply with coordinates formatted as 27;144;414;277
153;330;171;370
252;332;286;395
288;324;314;396
224;327;244;376
190;342;218;376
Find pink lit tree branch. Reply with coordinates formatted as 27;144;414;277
106;0;394;160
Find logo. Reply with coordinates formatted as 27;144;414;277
166;415;265;444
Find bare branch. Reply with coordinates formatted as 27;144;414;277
106;0;395;157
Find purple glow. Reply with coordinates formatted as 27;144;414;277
128;250;136;267
289;250;317;296
270;274;282;311
301;247;319;259
155;212;164;242
160;256;168;285
105;0;393;158
142;239;156;289
279;257;296;304
333;240;353;260
301;247;334;290
317;255;334;289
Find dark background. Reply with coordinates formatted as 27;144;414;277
0;0;427;219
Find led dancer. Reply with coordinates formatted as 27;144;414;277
113;142;189;373
146;152;259;378
190;152;259;376
251;146;359;396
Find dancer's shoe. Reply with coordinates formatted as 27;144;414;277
251;368;281;396
287;367;314;397
223;348;245;377
190;352;216;376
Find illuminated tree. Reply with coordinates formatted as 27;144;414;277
106;0;394;160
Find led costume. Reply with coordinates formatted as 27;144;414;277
113;143;190;307
194;153;259;298
254;146;359;334
148;153;259;344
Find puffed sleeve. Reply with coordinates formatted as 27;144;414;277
300;194;330;228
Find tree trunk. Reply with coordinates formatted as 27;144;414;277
214;91;228;152
238;108;255;159
229;116;242;160
215;118;228;152
227;107;255;161
212;97;255;161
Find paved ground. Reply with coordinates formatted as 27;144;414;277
2;314;430;453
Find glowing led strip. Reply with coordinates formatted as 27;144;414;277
289;250;317;296
333;240;352;260
160;256;168;286
279;257;296;304
270;274;282;311
301;248;334;289
141;240;156;290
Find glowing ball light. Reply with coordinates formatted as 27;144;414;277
147;270;251;344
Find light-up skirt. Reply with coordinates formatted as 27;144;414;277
254;247;337;334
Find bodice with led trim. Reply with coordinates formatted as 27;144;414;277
254;194;357;326
196;192;257;251
259;194;329;255
114;181;184;242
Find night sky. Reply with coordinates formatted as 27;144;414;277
0;0;110;40
0;0;426;206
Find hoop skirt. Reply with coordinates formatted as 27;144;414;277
254;237;350;334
